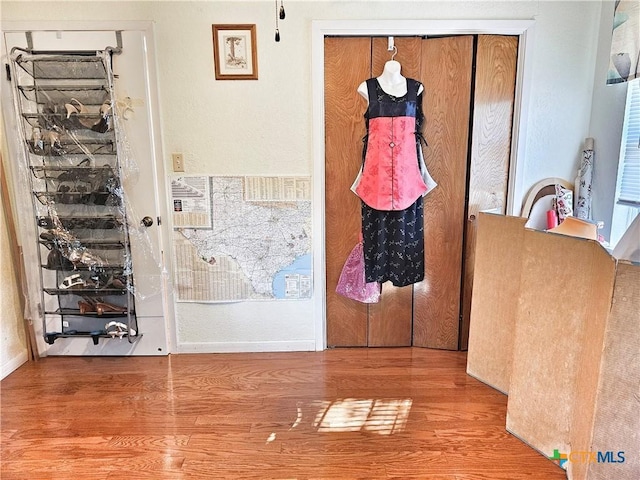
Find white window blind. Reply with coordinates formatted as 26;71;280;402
617;79;640;207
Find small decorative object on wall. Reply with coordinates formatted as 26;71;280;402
274;0;281;42
212;24;258;80
274;0;287;42
607;0;639;84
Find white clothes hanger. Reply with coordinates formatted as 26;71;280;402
358;43;422;101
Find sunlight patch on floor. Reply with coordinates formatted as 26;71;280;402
311;398;412;435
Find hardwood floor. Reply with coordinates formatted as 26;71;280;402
1;348;566;479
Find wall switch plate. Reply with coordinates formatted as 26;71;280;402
172;153;184;172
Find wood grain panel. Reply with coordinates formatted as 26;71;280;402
413;36;474;349
367;282;412;346
460;35;518;350
371;36;423;79
325;37;371;347
459;215;477;350
468;35;518;216
368;37;423;347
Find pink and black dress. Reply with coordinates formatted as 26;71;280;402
352;78;436;286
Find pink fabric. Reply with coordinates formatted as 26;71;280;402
355;116;428;211
335;241;381;304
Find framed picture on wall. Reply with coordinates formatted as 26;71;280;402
212;24;258;80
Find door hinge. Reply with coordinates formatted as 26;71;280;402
5;64;11;82
157;216;161;226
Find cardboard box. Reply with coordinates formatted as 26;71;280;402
467;213;640;480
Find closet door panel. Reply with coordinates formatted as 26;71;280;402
413;36;473;349
325;37;371;347
468;35;518;214
460;35;518;349
367;37;422;347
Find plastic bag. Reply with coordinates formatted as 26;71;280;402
335;241;381;304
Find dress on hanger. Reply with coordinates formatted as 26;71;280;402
354;77;435;287
355;78;428;210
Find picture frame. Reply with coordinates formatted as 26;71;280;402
212;24;258;80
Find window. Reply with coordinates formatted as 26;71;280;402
617;79;640;207
610;79;640;247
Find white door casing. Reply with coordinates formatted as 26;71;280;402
311;20;536;350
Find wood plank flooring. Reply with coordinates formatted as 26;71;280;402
0;348;567;479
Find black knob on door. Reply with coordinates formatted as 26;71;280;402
141;216;154;227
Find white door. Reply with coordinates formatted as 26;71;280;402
1;26;173;355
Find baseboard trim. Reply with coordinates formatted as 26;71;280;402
176;340;317;354
1;351;29;380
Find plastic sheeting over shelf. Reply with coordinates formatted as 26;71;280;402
9;48;163;344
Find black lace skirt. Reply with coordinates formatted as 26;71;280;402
361;197;425;287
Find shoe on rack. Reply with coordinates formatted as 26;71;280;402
64;98;94;129
78;299;97;314
46;248;74;270
64;98;81;118
105;275;127;290
96;301;127;316
39;230;56;241
104;320;136;338
59;273;85;290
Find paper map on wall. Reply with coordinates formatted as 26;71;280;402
171;175;312;302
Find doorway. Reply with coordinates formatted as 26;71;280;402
323;34;518;348
1;26;173;355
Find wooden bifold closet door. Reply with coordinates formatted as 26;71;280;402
325;35;517;349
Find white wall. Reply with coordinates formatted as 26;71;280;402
589;0;629;242
1;117;28;377
0;207;28;379
520;1;602;199
1;1;611;352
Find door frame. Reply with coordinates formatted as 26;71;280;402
0;20;176;355
311;19;536;350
